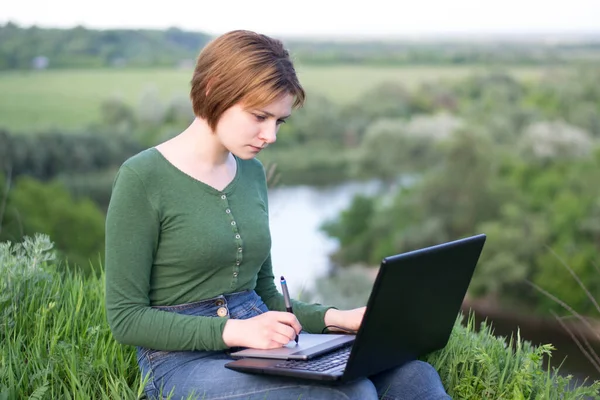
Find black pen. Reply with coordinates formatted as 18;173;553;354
280;276;299;344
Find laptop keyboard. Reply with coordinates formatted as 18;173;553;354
274;345;351;372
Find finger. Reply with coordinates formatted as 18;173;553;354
266;339;286;349
274;322;297;341
270;331;293;346
257;339;282;350
275;312;303;334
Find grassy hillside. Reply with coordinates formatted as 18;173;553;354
0;64;559;133
2;234;599;399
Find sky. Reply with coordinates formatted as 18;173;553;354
2;0;600;38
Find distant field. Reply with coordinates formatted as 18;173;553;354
0;65;559;133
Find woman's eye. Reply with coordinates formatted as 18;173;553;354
254;114;267;122
276;119;286;125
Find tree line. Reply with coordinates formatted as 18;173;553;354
2;22;600;70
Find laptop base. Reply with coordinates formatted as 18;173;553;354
225;357;346;381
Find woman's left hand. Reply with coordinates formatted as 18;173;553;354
324;307;366;333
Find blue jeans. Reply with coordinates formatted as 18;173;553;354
137;290;450;399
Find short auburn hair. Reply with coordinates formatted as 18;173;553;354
190;30;305;131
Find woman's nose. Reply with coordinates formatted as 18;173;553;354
259;125;277;144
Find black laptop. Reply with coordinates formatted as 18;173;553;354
225;234;486;382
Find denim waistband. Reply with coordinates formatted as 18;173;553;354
150;289;262;318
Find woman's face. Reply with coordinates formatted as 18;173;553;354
214;94;294;160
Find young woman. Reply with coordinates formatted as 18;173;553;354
105;29;450;399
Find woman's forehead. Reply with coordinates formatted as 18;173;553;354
244;93;294;116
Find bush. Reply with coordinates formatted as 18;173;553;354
0;234;142;399
0;175;105;273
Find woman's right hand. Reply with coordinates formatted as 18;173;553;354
222;311;302;349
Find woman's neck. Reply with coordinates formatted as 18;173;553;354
179;117;230;168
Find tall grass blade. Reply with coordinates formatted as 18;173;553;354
545;245;600;315
526;280;600;343
551;310;600;374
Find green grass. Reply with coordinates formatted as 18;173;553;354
0;64;559;133
0;68;191;133
296;64;551;103
1;234;599;399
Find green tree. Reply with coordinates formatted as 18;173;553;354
0;175;105;273
321;195;376;266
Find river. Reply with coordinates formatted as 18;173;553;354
267;180;382;294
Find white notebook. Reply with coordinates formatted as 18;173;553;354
229;333;355;360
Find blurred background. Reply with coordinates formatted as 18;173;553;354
1;0;599;383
